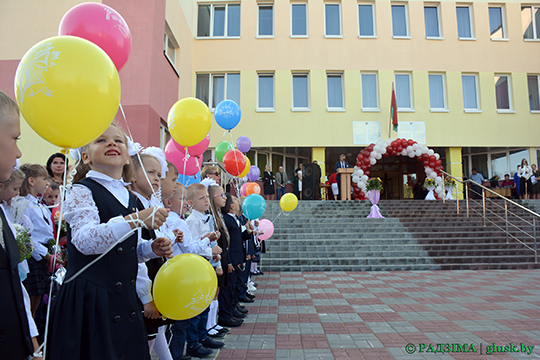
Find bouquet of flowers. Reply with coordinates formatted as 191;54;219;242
365;177;383;191
444;177;456;188
14;224;33;262
424;178;436;188
53;210;68;239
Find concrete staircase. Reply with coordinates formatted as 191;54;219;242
260;199;539;272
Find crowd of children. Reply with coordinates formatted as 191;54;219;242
0;90;265;360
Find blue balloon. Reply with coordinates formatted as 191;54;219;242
177;171;200;186
242;194;266;220
214;100;241;130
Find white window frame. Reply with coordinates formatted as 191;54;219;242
324;3;342;38
391;3;410;39
290;3;309;38
361;72;380;111
196;3;241;39
495;74;514;113
196;72;241;110
428;73;448;112
358;3;377;38
488;5;507;40
395;73;414;111
164;24;179;75
257;72;275;112
291;72;311;111
521;6;540;41
528;74;540;113
462;73;481;113
424;4;443;40
326;72;345;111
257;3;274;38
456;5;476;40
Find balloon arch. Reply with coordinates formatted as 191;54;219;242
351;138;444;201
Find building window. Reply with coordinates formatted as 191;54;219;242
325;3;342;37
164;23;179;72
456;5;474;39
291;3;308;37
462;74;479;111
395;73;413;110
197;4;241;38
424;5;441;38
428;74;446;110
361;73;378;110
495;75;512;111
358;3;375;37
258;73;274;110
258;4;274;37
391;4;409;37
527;75;540;111
522;6;540;40
489;6;506;39
327;73;344;110
196;73;240;109
292;73;310;110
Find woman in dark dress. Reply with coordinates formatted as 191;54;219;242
263;164;275;200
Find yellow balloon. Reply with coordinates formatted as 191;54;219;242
238;155;251;178
14;36;121;149
168;98;212;147
153;253;217;320
280;193;298;212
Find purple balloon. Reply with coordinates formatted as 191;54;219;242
236;136;251;153
247;166;260;181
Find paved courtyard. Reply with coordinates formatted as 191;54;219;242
212;270;540;360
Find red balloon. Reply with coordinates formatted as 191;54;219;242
422;153;429;160
222;149;246;176
435;159;442;166
357;155;362;161
364;171;370;177
391;141;398;148
363;158;370;165
429;155;436;161
354;187;361;194
383;153;390;158
397;146;403;152
407;139;414;146
390;150;396;157
59;2;132;71
356;161;362;167
401;139;408;147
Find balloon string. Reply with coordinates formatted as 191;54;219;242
228;130;243;178
272;210;283;223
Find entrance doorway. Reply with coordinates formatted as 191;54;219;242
370;156;423;199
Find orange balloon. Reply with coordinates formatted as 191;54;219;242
245;182;261;196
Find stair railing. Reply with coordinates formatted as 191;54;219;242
440;170;537;263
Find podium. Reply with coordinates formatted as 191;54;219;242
337;168;354;200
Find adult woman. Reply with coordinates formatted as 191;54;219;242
263;164;275;200
531;164;540;199
518;158;533;199
46;152;68;183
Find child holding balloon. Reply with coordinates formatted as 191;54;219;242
46;124;172;360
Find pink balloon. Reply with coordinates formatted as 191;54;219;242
240;183;248;197
175;133;210;157
164;140;202;176
258;219;274;241
59;2;132;71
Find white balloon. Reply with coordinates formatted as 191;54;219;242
421;146;428;154
352;176;360;183
428;149;434;156
380;147;387;154
412;143;419;150
354;166;360;171
370;158;377;165
425;167;432;174
435;177;443;184
430;172;437;178
361;175;368;182
358;169;364;176
408;152;415;158
370;151;376;159
375;153;382;160
435;153;440;160
401;150;408;156
414;150;422;157
406;146;413;153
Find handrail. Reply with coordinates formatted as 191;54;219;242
439;170;537;263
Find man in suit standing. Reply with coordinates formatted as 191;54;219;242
333;154;350;200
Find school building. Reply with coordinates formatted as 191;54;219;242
1;0;539;199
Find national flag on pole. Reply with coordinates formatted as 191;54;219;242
390;83;398;132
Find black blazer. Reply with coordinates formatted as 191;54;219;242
334;161;350;173
0;209;33;360
223;213;249;266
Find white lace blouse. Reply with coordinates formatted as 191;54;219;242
63;171;156;262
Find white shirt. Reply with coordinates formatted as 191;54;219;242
298;170;303;191
64;171;155;262
519;165;533;180
162;211;194;257
24;194;54;261
185;210;213;259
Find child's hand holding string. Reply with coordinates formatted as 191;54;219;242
172;229;183;243
143;300;161;319
152;237;173;258
125;207;169;230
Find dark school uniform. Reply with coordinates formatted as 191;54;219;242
46;178;150;360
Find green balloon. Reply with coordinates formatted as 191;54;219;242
216;141;234;162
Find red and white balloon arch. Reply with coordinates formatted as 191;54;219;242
351;138;444;200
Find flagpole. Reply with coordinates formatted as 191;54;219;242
388;82;394;139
